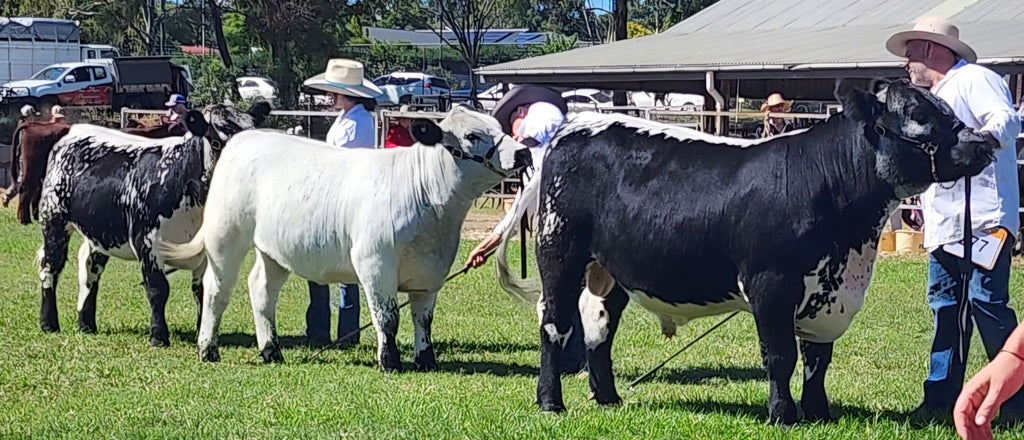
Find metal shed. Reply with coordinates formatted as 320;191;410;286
477;0;1024;104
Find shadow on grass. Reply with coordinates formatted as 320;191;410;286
433;339;537;355
340;357;538;377
638;398;917;425
628;365;766;386
171;330;313;349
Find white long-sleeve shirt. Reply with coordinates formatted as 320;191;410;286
326;104;376;149
921;59;1021;250
491;102;565;237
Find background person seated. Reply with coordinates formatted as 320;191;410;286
384;105;416;148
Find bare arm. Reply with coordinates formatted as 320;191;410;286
954;323;1024;439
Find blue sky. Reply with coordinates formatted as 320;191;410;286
588;0;614;13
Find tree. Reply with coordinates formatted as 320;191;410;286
528;33;578;57
627;21;654;38
232;0;347;107
206;0;233;68
428;0;513;104
629;0;722;32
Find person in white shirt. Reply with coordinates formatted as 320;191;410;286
465;99;564;263
462;85;586;374
885;17;1024;422
301;59;383;346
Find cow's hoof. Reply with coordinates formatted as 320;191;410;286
150;337;171;347
538;400;567;413
77;323;97;334
380;347;402;373
414;349;437;372
588;391;622;406
199;346;220;362
260;346;285;364
766;410;799;426
381;364;403;374
40;322;60;333
802;411;835;423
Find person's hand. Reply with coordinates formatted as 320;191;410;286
464;233;501;269
977;131;1000;149
954;350;1024;439
465;245;491;268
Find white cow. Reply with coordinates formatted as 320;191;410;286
159;106;530;371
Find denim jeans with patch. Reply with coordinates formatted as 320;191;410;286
924;233;1023;410
306;281;360;343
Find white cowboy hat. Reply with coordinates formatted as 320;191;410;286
885;17;977;63
760;93;792;112
303;59;382;99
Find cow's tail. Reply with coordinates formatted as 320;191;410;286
494;203;543;306
158;226;207;271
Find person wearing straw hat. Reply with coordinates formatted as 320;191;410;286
301;58;383;347
883;17;1024;425
755;92;794;139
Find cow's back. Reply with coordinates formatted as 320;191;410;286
206;130;468;288
541;119;889;340
41;126;207;256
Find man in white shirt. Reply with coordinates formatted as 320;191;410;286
886;17;1024;420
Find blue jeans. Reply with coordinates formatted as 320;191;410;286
306;282;361;343
924;232;1022;409
336;284;361;342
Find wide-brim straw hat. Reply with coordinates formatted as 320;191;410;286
303;59;383;99
760;93;792;112
885;17;977;63
491;84;568;134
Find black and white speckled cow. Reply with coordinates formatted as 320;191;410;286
499;79;1000;424
35;102;269;346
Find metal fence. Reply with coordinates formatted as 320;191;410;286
116;107;1024;219
120;106;524;207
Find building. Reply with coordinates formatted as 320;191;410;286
477;0;1024;108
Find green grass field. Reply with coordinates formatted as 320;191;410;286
3;206;1024;439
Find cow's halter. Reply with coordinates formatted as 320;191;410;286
442;133;508;177
872;120;964;190
875;118;975;365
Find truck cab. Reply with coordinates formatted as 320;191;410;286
0;62;114;108
0;57;191;110
81;44;120;60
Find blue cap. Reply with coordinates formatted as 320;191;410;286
165;94;187;107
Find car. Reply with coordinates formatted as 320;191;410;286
561;88;614;112
629;91;705;110
372;72;451;105
237;76;278;101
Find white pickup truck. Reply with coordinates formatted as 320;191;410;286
0;57;193;111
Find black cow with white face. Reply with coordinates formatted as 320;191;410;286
503;78;996;424
35;102;269;346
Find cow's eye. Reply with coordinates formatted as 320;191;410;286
466;133;481;142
